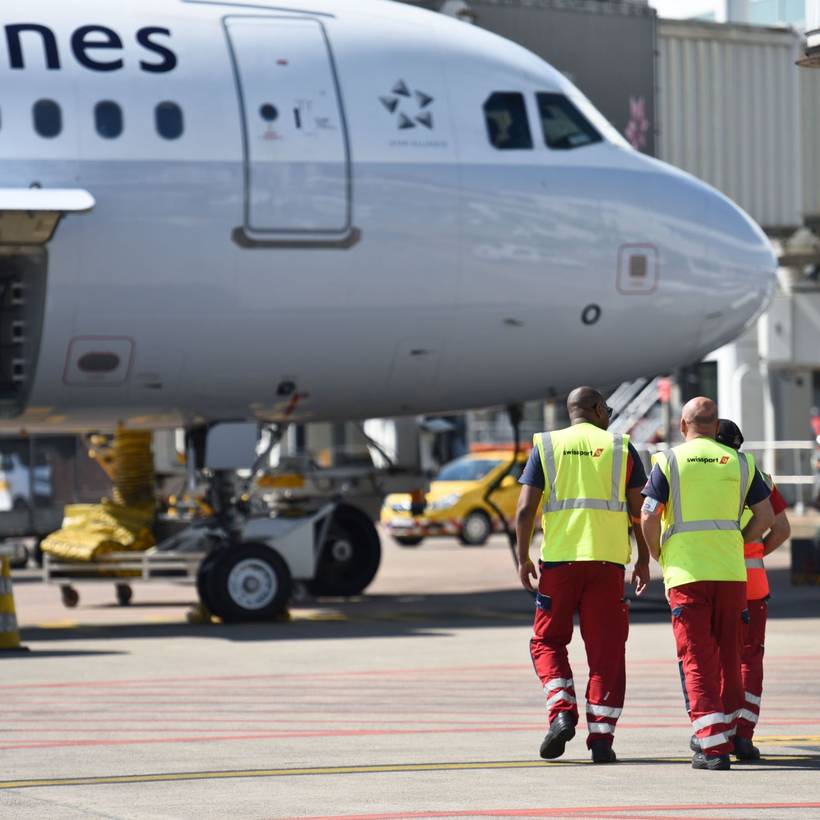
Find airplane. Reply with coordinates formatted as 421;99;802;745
0;0;776;434
0;0;779;617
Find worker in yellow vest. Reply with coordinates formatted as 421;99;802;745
516;386;651;764
641;397;774;771
715;418;791;760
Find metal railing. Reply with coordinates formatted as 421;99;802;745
633;440;818;513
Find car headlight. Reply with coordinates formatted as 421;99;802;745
429;493;462;511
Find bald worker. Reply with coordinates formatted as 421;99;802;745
641;397;774;771
516;386;651;764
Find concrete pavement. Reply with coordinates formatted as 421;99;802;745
1;526;819;819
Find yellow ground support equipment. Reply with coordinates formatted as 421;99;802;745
0;556;26;651
41;428;156;563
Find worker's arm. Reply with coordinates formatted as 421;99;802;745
515;484;542;592
627;486;650;595
640;505;662;562
639;462;666;563
763;510;790;556
742;498;775;544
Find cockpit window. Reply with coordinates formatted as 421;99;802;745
536;93;602;150
483;92;532;150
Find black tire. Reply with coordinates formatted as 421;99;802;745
459;509;492;546
306;504;381;597
61;585;79;608
115;584;133;606
206;542;292;622
9;544;28;570
393;535;424;548
32;540;44;568
195;550;222;614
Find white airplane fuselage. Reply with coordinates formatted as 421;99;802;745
0;0;777;431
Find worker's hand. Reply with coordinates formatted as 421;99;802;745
631;560;650;597
519;559;538;592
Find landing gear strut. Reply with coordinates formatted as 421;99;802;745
182;423;381;620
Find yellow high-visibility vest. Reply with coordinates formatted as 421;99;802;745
653;437;753;590
534;423;631;564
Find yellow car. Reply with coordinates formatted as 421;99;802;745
381;449;529;547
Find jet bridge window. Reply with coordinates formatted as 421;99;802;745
536;93;602;150
483;92;532;150
33;99;62;138
155;101;184;140
95;101;123;139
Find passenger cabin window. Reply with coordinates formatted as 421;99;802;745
95;101;123;139
155;101;183;140
483;92;532;150
33;99;62;138
536;93;602;150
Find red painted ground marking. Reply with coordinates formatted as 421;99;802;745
273;803;820;820
0;725;552;750
13;717;779;747
0;665;534;690
5;654;818;692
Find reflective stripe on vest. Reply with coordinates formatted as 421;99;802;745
540;431;628;515
745;558;765;569
661;448;749;546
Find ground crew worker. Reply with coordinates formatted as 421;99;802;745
716;418;791;760
515;386;651;764
641;397;774;771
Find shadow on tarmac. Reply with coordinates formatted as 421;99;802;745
14;564;820;648
732;754;820;771
14;586;672;646
0;649;127;659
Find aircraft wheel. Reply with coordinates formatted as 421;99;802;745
61;585;79;608
32;540;45;568
206;543;292;622
195;550;222;615
8;541;29;570
393;535;424;548
115;583;133;606
458;510;491;546
307;504;381;597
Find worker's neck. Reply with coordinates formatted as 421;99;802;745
570;417;601;429
685;432;713;441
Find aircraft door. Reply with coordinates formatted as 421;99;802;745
224;17;356;247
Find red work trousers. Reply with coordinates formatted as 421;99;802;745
737;597;767;739
669;581;746;757
530;561;629;749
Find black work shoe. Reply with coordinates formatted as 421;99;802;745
691;752;731;770
690;734;701;753
539;712;576;760
732;737;761;760
590;739;617;763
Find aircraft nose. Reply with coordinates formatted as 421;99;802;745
697;188;778;353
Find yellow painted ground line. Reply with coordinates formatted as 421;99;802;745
0;749;817;791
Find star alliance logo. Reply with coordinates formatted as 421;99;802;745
380;80;434;130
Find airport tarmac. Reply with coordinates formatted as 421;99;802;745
2;523;820;820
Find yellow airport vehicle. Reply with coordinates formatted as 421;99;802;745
381;448;529;547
